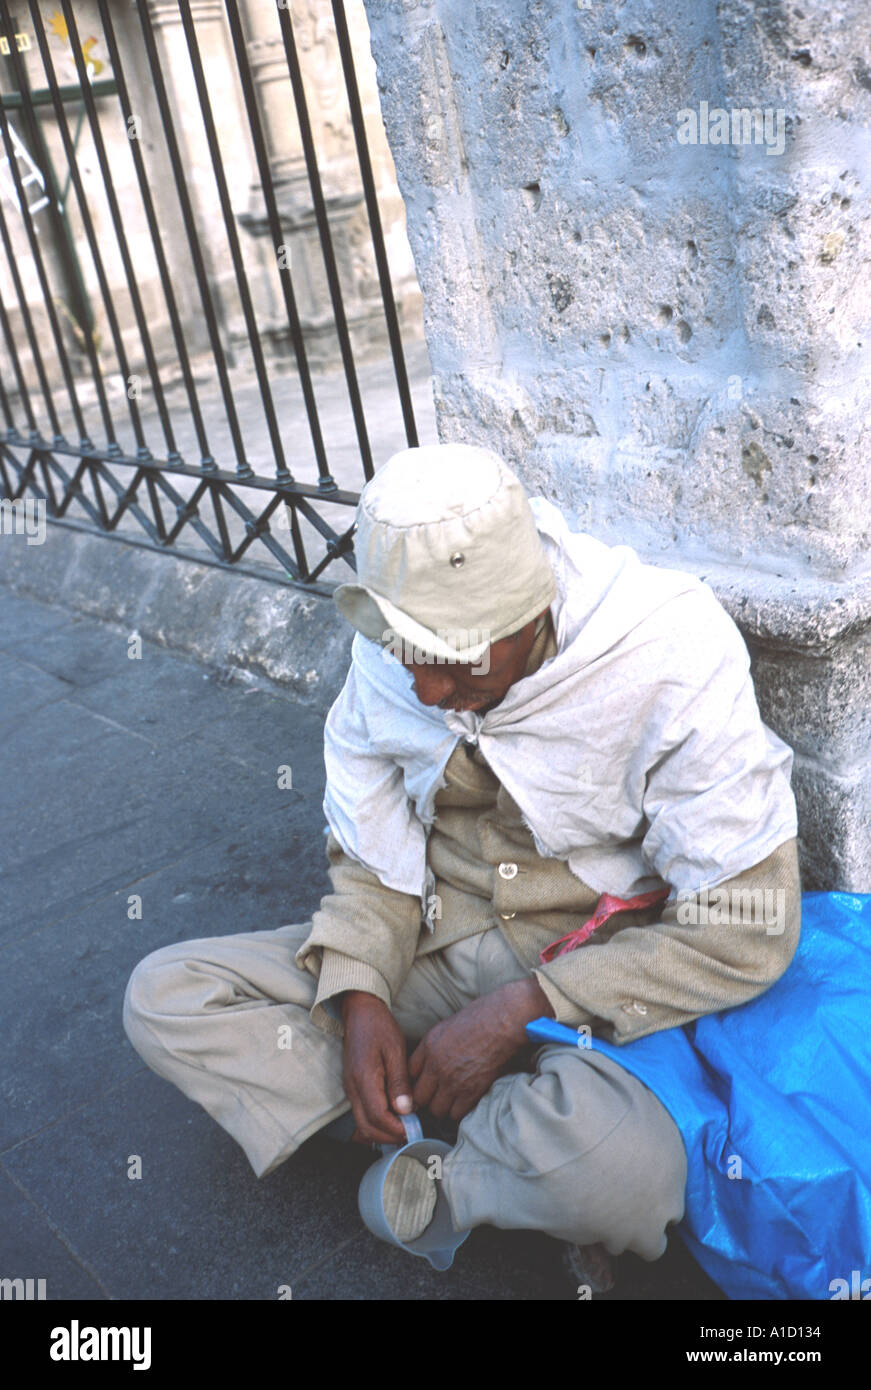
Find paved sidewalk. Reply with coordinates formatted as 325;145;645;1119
0;590;723;1301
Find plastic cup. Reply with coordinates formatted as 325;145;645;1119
357;1112;470;1271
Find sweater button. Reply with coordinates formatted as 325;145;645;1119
499;912;516;920
498;862;518;880
621;1000;648;1016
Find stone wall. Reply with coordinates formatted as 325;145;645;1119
362;0;871;889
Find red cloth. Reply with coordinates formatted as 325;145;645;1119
539;887;670;964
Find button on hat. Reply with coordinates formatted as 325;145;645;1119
333;443;557;663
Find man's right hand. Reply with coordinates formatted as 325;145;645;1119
340;991;414;1145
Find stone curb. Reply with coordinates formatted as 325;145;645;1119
0;521;354;715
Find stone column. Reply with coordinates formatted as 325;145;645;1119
362;0;871;889
234;0;401;366
143;0;257;356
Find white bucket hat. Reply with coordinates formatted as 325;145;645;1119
333;443;557;663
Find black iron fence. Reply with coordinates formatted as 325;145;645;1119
0;0;420;589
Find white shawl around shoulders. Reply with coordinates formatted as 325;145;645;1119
322;498;797;918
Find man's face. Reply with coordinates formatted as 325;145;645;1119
398;612;547;714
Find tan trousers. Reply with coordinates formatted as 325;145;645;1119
122;923;687;1260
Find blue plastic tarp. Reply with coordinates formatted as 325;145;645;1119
587;891;871;1300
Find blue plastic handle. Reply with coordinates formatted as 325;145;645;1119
525;1016;590;1047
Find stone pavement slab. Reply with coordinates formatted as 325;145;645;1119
0;1169;106;1301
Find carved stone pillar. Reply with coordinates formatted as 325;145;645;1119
143;0;257;358
234;0;395;367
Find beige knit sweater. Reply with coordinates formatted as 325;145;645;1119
296;617;802;1042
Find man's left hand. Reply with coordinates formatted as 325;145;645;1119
408;977;554;1123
